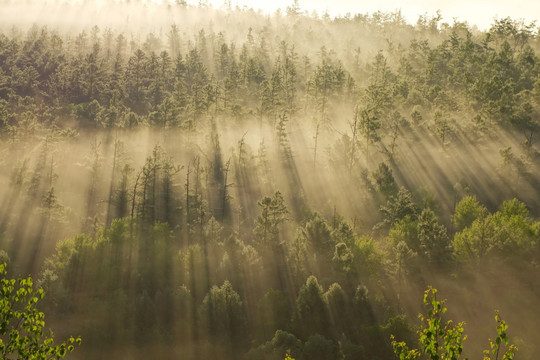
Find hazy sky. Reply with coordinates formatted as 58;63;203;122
200;0;539;30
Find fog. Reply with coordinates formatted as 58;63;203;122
0;1;539;359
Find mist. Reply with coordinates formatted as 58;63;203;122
0;1;539;359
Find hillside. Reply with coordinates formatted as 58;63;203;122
0;1;539;359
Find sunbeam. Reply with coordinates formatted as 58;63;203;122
0;1;539;359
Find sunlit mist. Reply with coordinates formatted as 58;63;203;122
0;0;539;359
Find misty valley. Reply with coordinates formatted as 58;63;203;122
0;1;539;359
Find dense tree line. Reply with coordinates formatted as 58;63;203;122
0;2;539;359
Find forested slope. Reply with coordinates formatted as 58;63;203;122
0;1;539;359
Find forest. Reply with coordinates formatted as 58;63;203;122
0;0;539;359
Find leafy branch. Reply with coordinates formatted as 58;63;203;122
392;287;517;360
0;263;81;359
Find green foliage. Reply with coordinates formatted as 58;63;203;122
246;330;302;360
332;242;354;275
291;276;330;340
453;198;539;264
302;212;333;252
420;288;466;360
351;235;383;277
254;191;289;245
392;240;418;281
483;311;518;360
392;288;518;360
255;289;291;343
499;198;529;218
303;333;336;360
338;335;365;360
452;196;488;232
392;287;466;360
380;187;418;227
383;315;416;352
373;162;397;198
307;60;348;118
388;215;420;251
324;283;349;335
1;6;540;359
0;263;80;359
417;209;452;266
199;280;247;346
